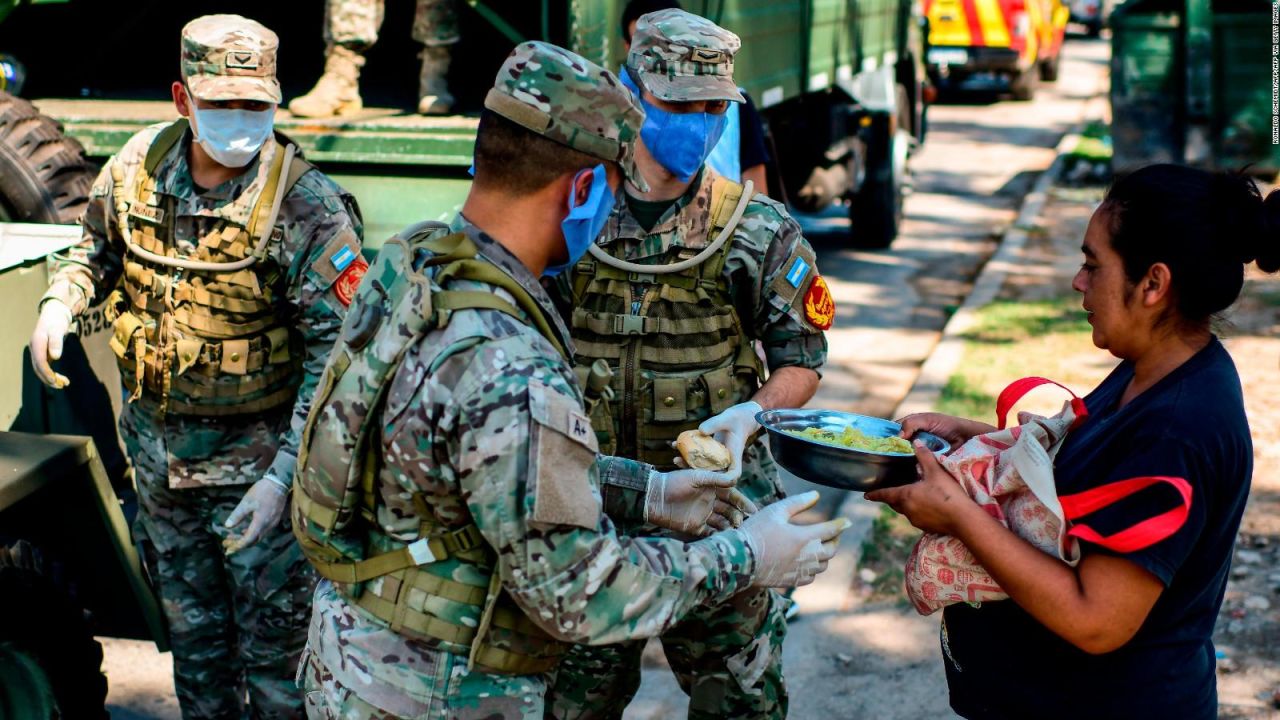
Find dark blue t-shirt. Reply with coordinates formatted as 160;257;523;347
942;338;1253;720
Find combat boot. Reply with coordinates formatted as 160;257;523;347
289;45;364;118
417;46;454;116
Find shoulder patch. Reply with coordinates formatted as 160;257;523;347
803;275;835;331
528;377;601;530
307;226;363;290
333;257;368;308
769;243;817;307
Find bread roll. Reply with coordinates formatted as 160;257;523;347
675;430;732;471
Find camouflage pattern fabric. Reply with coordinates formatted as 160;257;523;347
181;14;282;104
129;406;316;718
42;122;361;716
547;170;829;717
300;583;546;720
325;0;458;50
297;223;759;718
485;41;649;192
625;8;745;104
549;587;790;719
45;123;364;489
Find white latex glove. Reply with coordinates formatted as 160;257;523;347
644;468;758;536
733;491;850;588
29;299;73;389
223;477;289;554
698;400;763;483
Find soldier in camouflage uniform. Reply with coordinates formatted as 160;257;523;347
546;10;835;719
28;15;364;719
292;40;849;719
289;0;458;117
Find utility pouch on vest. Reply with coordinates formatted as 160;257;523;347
108;119;313;419
569;172;765;463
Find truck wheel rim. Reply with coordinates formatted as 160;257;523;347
0;642;58;720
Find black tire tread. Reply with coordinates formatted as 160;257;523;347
1010;64;1039;101
0;91;94;223
0;540;109;719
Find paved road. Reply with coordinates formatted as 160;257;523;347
100;35;1110;720
622;34;1111;720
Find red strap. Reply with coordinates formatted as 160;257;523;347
1059;475;1193;553
995;376;1088;429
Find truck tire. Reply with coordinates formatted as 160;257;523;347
1010;63;1039;101
851;85;912;249
0;541;108;720
1039;53;1061;82
0;91;94;224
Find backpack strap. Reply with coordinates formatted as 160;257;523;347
143;119;189;176
434;256;569;361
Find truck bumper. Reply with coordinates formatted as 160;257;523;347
926;46;1024;76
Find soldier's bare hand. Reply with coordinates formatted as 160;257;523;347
223;477;288;554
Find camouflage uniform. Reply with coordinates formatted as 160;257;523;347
292;0;456;116
325;0;458;50
42;16;363;719
546;11;831;720
295;42;765;719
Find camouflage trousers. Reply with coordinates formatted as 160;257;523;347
546;441;790;719
299;582;546;719
326;0;459;49
126;407;316;719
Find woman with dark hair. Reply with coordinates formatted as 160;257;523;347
867;164;1280;719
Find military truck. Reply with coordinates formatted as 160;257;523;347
0;1;929;714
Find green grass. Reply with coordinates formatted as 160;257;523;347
1061;120;1112;182
938;297;1100;423
1067;121;1113;163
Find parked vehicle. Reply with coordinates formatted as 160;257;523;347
924;0;1069;99
1068;0;1110;36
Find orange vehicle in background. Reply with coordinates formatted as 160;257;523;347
924;0;1069;99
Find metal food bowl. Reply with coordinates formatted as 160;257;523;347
755;408;951;492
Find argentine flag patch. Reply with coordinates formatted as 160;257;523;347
785;257;810;288
330;246;357;272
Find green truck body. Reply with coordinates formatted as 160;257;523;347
1;0;928;244
1110;0;1280;174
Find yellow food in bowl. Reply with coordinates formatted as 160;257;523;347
786;426;913;454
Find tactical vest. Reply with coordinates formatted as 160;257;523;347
293;224;571;676
568;175;764;467
105;119;311;418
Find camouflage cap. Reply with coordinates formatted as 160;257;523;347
181;14;282;105
626;9;744;105
485;41;649;192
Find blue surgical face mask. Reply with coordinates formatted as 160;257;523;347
190;105;275;169
547;164;614;277
621;70;728;182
